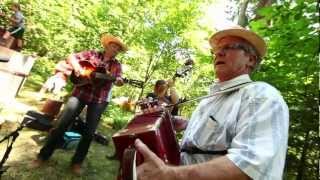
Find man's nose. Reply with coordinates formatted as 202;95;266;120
215;49;225;57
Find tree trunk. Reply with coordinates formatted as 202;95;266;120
138;44;167;100
237;0;250;27
138;55;153;100
296;129;310;180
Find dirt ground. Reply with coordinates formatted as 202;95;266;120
0;88;120;180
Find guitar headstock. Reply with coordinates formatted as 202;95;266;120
174;59;194;78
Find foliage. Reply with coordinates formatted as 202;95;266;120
101;103;134;130
250;1;319;179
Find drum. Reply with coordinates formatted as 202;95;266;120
112;110;180;180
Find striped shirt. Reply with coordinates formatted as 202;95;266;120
71;50;122;103
12;11;25;28
181;74;289;180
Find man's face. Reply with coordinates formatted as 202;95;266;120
105;42;122;57
11;5;17;11
212;36;256;82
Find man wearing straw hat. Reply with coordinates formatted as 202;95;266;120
31;34;127;175
135;26;289;180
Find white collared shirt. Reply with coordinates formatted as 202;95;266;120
181;74;289;180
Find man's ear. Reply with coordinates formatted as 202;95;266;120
247;55;257;71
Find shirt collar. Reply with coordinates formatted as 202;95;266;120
209;74;252;94
100;51;117;62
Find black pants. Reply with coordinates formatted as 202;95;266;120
37;96;108;165
8;26;25;39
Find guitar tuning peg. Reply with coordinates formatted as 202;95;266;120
182;97;188;102
184;59;194;66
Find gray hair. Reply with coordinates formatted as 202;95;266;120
240;42;262;73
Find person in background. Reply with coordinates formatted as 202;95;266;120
135;26;289;180
146;79;187;131
146;79;179;114
1;3;25;49
31;34;128;176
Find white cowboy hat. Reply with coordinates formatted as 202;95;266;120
100;34;128;52
209;26;267;58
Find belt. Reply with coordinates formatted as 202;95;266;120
181;147;227;155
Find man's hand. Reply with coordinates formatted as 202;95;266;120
114;77;124;86
167;79;175;88
172;116;188;132
74;67;84;77
67;54;83;77
135;139;175;180
166;79;180;104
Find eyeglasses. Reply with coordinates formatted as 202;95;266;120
210;43;255;56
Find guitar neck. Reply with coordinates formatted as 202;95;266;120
92;72;143;88
93;72;116;81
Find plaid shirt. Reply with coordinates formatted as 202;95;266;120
181;75;289;180
71;50;122;103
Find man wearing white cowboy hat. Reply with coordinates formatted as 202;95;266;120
134;26;289;180
31;34;127;175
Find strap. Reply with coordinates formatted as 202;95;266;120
0;68;28;77
167;81;252;108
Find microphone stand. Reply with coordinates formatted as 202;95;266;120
0;120;31;176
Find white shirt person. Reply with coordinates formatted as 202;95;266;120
134;26;289;180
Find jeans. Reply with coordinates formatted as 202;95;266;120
38;96;108;165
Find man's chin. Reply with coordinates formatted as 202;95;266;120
214;69;226;77
215;71;233;82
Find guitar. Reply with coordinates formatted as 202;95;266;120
70;61;144;88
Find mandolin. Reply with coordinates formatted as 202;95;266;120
70;60;144;88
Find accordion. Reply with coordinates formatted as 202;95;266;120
112;110;180;180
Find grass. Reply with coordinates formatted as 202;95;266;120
0;77;129;180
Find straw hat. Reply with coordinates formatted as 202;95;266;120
209;26;267;58
100;34;128;52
